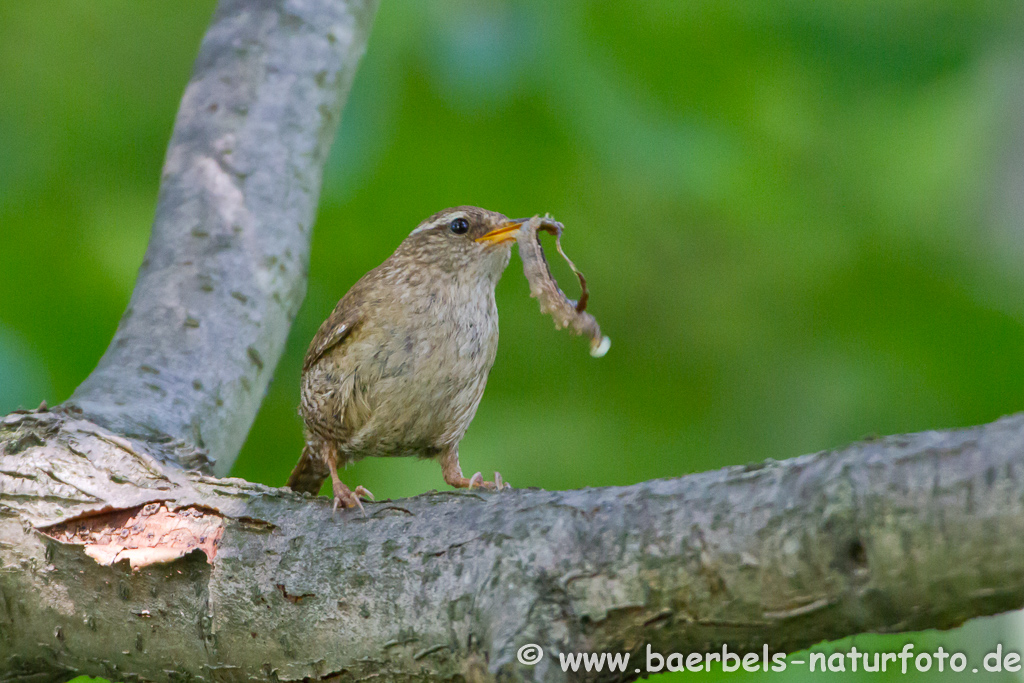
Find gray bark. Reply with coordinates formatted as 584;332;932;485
68;0;378;476
4;409;1024;683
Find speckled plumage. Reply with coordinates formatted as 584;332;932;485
288;207;518;508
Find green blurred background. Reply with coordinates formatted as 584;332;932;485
4;1;1024;680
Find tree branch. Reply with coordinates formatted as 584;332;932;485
68;0;378;475
4;409;1024;682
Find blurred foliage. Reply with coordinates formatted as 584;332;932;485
5;1;1024;681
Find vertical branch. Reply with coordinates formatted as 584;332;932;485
69;0;379;474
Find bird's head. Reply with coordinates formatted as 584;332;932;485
400;206;525;284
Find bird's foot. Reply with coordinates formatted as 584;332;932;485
328;472;374;517
440;449;511;492
464;471;512;491
331;485;375;516
330;483;362;515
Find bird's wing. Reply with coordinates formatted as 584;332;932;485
303;304;362;372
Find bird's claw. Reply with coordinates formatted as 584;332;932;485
331;485;373;517
332;492;362;516
467;471;511;491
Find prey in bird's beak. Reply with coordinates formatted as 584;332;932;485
475;219;524;246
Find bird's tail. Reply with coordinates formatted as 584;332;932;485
286;444;329;495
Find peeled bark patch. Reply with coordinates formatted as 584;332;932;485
41;502;223;569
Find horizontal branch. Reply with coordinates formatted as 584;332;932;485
68;0;378;475
3;408;1024;682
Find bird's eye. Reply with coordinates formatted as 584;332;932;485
449;217;470;235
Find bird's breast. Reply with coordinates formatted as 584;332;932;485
408;280;498;367
301;272;503;455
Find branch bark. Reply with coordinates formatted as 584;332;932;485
4;409;1024;682
4;2;1024;683
68;0;378;475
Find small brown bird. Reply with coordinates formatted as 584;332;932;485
287;206;525;510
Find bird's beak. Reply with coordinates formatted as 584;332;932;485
474;219;524;246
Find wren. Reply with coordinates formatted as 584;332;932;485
287;207;525;510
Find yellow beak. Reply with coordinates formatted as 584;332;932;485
474;220;524;245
